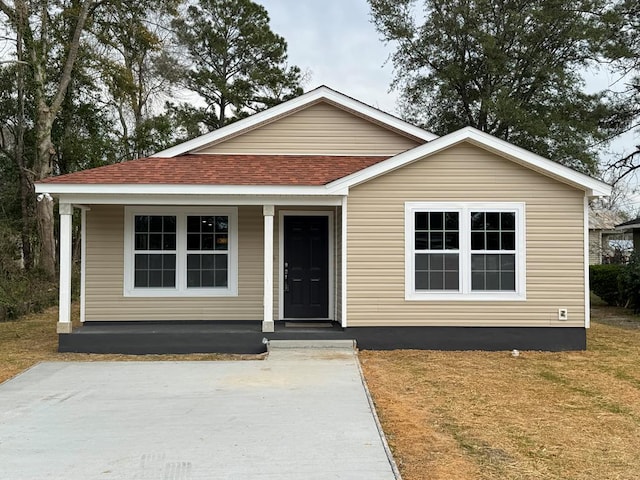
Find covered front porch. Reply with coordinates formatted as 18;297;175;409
55;194;349;338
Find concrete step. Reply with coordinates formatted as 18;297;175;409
267;339;356;352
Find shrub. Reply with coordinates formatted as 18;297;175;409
619;252;640;312
590;264;625;306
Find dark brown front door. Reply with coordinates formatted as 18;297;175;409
283;215;329;319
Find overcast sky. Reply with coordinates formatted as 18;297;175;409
259;0;400;113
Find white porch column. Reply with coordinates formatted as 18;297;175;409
262;205;275;332
57;203;73;333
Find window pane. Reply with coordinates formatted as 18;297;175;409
163;233;176;250
471;254;484;270
149;254;162;269
501;212;515;230
187;270;200;288
430;232;443;249
415;233;428;250
215;234;229;250
135;215;148;233
485;212;500;230
486;272;500;290
471;212;484;230
149;234;162;250
163;270;176;288
415;271;429;290
486;254;500;270
415;253;429;270
445;272;459;290
472;272;485;290
445;232;458;249
201;216;215;232
202;254;215;269
444;254;459;270
430;254;443;270
216;216;228;233
202;270;214;287
149;216;163;232
501;254;515;270
187;233;200;250
429;272;444;290
135;254;148;269
501;232;515;250
415;212;428;230
135;234;148;251
471;232;485;250
187;215;200;232
134;270;148;288
202;234;214;250
187;254;200;269
486;232;500;250
215;270;228;287
430;212;443;230
445;212;458;230
148;270;162;287
163;216;176;233
215;255;228;269
501;272;515;290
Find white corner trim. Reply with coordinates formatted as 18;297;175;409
80;208;86;323
404;201;527;301
341;197;348;328
584;195;591;328
327;127;611;197
151;86;437;158
123;206;238;297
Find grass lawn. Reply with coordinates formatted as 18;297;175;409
2;304;639;479
361;306;640;480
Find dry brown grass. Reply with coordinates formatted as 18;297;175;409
0;304;262;385
360;307;640;480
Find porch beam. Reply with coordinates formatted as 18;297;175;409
263;205;275;332
57;203;73;333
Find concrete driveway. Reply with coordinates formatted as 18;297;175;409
0;342;398;479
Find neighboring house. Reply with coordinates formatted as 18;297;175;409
616;217;640;253
36;86;611;352
588;209;631;264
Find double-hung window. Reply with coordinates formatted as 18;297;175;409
406;202;525;300
124;207;238;297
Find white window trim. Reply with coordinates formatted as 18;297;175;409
124;206;238;297
405;202;526;301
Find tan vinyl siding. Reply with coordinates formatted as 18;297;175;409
346;142;586;327
85;205;263;321
199;102;422;155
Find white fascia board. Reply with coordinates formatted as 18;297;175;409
36;183;345;196
326;126;612;197
151;86;437;157
55;193;345;207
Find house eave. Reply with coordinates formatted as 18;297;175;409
325;127;612;197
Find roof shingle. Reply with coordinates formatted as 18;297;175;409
40;154;391;186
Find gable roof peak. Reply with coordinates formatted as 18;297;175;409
151;86;438;158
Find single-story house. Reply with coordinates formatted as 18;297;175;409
36;86;611;353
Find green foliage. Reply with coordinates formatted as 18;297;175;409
618;252;640;311
590;264;625;306
172;0;303;130
0;226;57;321
368;0;617;173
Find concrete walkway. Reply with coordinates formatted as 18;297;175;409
0;342;398;479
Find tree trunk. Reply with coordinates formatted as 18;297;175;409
35;105;56;278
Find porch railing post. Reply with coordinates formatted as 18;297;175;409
262;205;275;332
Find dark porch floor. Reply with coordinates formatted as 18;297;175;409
59;321;587;354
